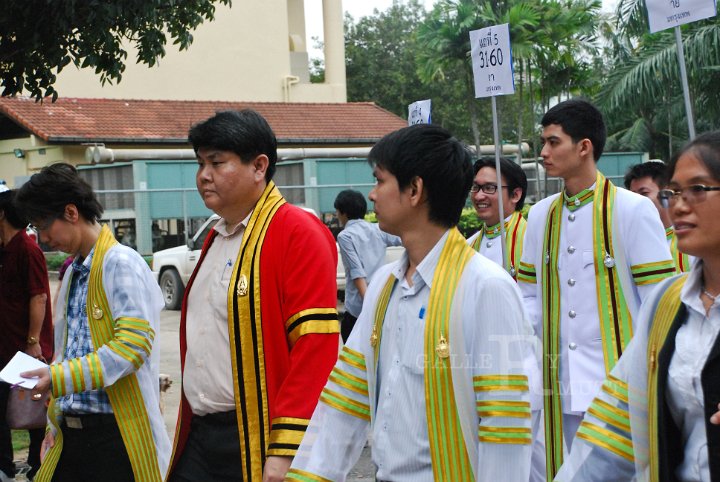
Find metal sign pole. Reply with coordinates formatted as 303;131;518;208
674;26;696;140
491;96;508;273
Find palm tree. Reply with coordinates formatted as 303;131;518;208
416;0;603;153
597;11;720;158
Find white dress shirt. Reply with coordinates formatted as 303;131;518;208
520;187;672;413
184;215;248;415
668;261;720;482
291;230;533;481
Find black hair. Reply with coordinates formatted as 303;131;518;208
15;163;104;224
368;124;473;227
667;130;720;182
473;157;528;211
0;190;28;229
623;161;668;189
334;190;368;220
188;109;278;182
541;99;607;161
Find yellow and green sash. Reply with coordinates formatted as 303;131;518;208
542;172;633;479
37;225;163;482
666;227;691;273
647;275;687;482
371;228;476;480
470;211;526;280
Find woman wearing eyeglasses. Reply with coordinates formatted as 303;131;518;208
556;130;720;482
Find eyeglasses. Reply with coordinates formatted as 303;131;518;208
469;183;508;194
657;184;720;208
28;218;56;232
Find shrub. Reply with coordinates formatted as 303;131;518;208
45;252;71;271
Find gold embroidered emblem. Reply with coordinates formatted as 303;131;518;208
370;325;378;347
92;305;103;320
237;274;248;297
436;334;449;359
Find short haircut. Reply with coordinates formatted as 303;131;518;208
473;157;528;211
0;190;28;229
368;124;473;227
668;130;720;183
188;109;278;182
334;190;368;220
15;163;104;224
623;161;668;189
541;99;607;161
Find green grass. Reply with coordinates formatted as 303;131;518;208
12;430;30;451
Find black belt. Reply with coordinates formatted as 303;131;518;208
192;410;237;425
63;413;116;430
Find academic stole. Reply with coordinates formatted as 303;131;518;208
227;182;285;481
666;227;691;273
370;228;476;481
647;275;687;482
36;225;162;482
541;172;633;480
470;211;526;280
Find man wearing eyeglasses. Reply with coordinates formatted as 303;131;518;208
624;160;695;272
467;157;546;482
517;99;675;480
467;157;528;281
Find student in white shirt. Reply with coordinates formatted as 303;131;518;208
288;124;535;481
557;130;720;481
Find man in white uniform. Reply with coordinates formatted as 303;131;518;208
467;156;528;280
517;99;675;480
288;124;535;481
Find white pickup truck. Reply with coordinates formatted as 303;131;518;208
152;213;403;310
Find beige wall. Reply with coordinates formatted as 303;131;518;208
51;1;346;103
0;138;187;187
0;137;68;186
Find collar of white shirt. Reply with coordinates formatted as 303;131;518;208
214;211;252;238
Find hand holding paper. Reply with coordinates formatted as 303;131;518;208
0;351;49;389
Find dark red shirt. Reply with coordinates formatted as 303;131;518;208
0;230;53;365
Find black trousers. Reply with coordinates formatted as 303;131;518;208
169;410;242;482
341;311;358;343
0;381;44;479
50;414;134;482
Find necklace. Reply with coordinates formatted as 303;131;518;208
702;286;719;302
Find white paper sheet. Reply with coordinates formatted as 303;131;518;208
0;351;48;389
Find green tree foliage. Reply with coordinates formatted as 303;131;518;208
415;0;602;150
344;0;477;142
598;0;720;159
0;0;230;101
345;1;428;117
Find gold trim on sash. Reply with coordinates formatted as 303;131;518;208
647;275;686;482
371;229;476;480
227;182;285;481
470;211;526;280
541;172;635;480
424;229;476;481
36;225;163;482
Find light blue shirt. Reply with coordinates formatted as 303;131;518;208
337;219;401;317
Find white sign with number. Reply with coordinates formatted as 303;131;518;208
646;0;717;33
470;23;515;98
408;99;432;125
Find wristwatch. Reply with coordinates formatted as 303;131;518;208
26;336;38;346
